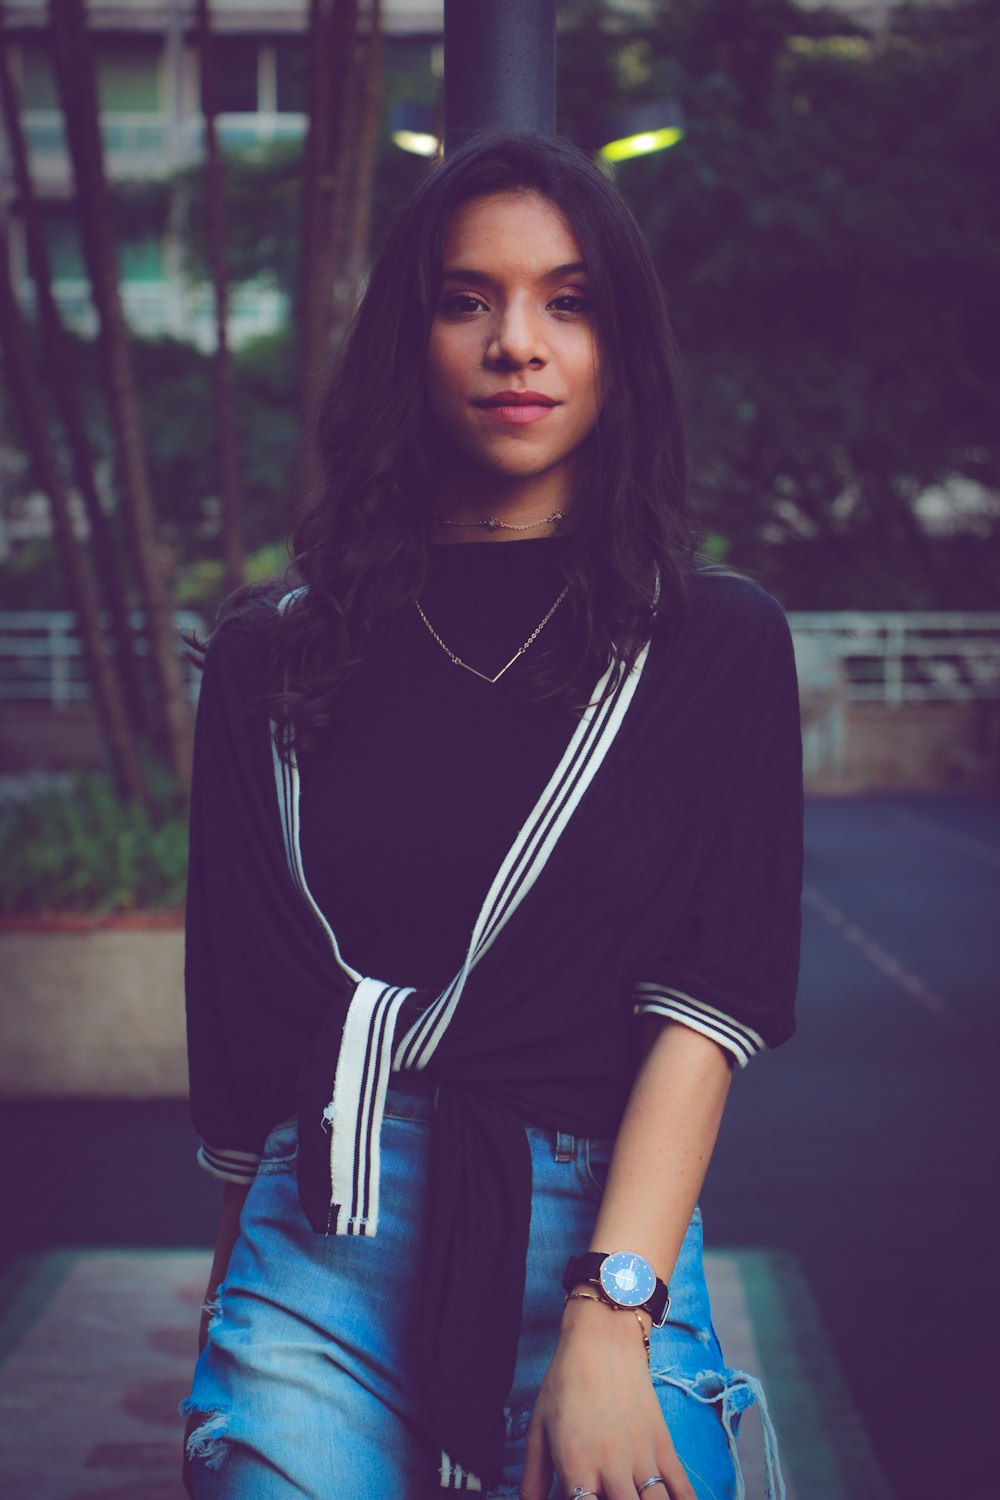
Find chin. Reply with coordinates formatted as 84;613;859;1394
475;447;570;481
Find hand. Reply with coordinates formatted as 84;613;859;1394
518;1295;696;1500
197;1295;214;1356
181;1280;217;1498
182;1410;198;1499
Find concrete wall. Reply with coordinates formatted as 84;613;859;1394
4;698;997;790
0;705;193;773
0;921;187;1098
1;697;997;1101
810;700;1000;794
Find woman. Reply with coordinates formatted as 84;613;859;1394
180;131;801;1500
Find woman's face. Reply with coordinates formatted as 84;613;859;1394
426;190;604;493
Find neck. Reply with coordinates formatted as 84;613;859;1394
432;460;574;545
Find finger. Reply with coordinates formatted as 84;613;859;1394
631;1461;668;1500
182;1414;198;1499
651;1448;697;1500
518;1410;554;1500
605;1473;652;1500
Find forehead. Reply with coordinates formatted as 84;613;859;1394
440;191;584;276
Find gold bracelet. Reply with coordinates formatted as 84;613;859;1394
564;1290;651;1363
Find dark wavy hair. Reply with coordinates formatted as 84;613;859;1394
190;130;702;756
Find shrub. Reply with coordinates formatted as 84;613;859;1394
0;763;188;916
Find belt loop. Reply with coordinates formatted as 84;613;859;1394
554;1130;575;1162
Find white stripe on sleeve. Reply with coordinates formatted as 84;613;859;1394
197;1141;262;1184
631;982;766;1068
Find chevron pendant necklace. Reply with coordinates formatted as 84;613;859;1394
415;585;569;685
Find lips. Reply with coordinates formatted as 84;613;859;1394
472;390;559;426
474;390;558;408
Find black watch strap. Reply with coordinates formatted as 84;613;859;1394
562;1251;671;1327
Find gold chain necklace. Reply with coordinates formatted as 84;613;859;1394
433;508;566;533
415;585;569;685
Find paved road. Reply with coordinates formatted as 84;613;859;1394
703;793;999;1498
3;794;998;1498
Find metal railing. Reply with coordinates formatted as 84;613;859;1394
0;610;206;705
15;109;307;175
787;612;1000;705
2;610;999;710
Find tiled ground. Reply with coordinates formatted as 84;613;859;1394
0;1246;891;1500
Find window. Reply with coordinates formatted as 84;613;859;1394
18;40;59;110
38;202;163;285
120;235;164;283
274;38;307;113
208;37;260;113
17;35;162;113
95;36;162;113
40;204;85;280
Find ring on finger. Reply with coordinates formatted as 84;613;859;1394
569;1489;600;1499
637;1480;667;1494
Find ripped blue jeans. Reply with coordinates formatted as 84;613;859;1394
182;1088;784;1499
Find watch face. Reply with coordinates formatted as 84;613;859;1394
599;1251;656;1309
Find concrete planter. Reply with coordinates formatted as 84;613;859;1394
0;910;187;1098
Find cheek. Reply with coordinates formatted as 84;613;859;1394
426;340;461;426
427;333;473;405
425;333;446;391
575;357;604;431
571;335;603;412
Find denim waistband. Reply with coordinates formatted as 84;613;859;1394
384;1081;435;1122
382;1084;583;1162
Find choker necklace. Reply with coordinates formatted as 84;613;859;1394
433;507;566;533
415;584;569;685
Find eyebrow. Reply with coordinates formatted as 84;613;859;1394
441;261;589;284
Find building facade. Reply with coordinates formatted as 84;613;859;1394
0;0;443;348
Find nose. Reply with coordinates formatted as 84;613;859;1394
485;297;547;370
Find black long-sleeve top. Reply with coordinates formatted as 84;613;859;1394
183;537;804;1487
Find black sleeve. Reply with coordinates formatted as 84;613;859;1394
629;590;804;1066
184;624;275;1181
184;614;356;1181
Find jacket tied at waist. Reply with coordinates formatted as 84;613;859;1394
295;976;619;1490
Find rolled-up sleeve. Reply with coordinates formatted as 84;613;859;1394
184;626;268;1183
629;594;804;1067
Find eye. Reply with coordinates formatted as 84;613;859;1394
549;293;591;315
439;292;488;315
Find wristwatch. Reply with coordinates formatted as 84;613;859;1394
563;1251;671;1328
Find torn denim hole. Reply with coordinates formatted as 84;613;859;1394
200;1291;224;1333
179;1399;231;1472
502;1405;532;1444
480;1407;534;1498
650;1363;787;1500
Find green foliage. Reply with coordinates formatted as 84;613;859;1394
131;336;217;542
173;556;224;607
560;0;1000;607
0;539;62;609
0;760;189;916
4;5;996;614
175;539;290;612
245;539;291;583
230;332;300;544
171;139;304;299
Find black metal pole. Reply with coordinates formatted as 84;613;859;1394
443;0;556;152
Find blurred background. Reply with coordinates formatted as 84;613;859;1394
0;2;997;1498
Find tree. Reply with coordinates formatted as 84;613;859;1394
0;0;148;744
195;0;245;599
0;210;146;802
295;0;361;513
560;0;1000;608
343;0;384;316
48;0;192;782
